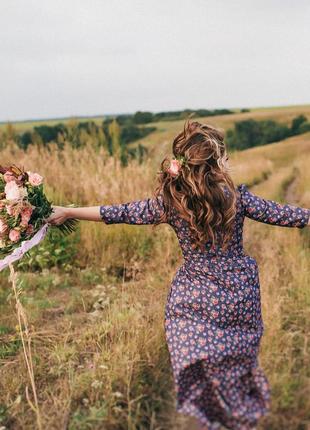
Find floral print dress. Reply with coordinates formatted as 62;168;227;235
100;183;310;430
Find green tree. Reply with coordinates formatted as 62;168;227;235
19;131;33;150
34;124;66;145
233;119;262;149
291;115;308;135
260;120;289;144
133;111;153;124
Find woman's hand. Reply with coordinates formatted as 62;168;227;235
47;206;103;223
46;206;69;226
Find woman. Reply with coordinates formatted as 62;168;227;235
47;120;310;430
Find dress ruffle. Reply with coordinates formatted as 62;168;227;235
175;356;271;430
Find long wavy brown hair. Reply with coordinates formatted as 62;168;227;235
153;120;237;252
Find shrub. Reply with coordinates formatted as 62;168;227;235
226;115;309;151
290;115;308;135
34;123;67;145
17;228;79;272
19;131;33;149
121;124;156;144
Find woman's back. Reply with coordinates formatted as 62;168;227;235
167;183;309;267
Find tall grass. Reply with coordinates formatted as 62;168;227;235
244;156;310;429
0;127;309;429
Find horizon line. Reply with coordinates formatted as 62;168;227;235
1;102;309;126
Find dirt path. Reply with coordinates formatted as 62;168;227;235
284;172;300;204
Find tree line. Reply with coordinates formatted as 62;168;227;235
128;108;235;124
3;109;307;163
0;107;239;166
226;115;310;151
1;119;156;166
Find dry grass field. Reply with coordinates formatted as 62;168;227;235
0;106;309;430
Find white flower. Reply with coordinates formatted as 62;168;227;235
4;181;20;200
4;182;27;201
91;380;103;389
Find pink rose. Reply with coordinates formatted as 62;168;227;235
3;171;16;183
21;206;33;222
9;228;21;242
0;219;8;234
167;159;181;177
27;171;43;186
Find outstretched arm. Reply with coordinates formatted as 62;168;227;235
47;195;167;226
47;206;103;224
238;184;310;228
98;196;167;225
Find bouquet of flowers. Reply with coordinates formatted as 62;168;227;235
0;164;77;260
0;164;79;425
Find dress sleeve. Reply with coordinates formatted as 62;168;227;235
238;183;310;228
99;194;167;225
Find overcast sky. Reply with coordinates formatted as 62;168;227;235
0;0;309;122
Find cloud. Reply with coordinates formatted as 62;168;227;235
0;0;309;121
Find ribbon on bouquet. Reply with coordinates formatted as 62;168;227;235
0;223;50;272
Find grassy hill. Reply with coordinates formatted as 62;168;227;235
1;104;309;134
0;107;309;429
129;104;310;161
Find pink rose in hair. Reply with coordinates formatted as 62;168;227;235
3;171;16;183
167;159;181;177
27;171;43;186
0;219;8;234
9;228;20;242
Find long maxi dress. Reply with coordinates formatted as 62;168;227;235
99;183;310;430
